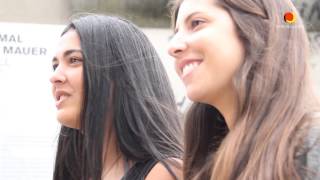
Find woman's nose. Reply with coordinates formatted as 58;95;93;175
167;33;187;58
49;65;66;85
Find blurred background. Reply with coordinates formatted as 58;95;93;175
0;0;171;27
0;0;319;29
0;0;318;93
0;0;319;179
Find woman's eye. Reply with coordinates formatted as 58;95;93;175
70;57;82;64
191;19;204;29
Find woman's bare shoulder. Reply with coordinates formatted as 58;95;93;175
145;158;182;180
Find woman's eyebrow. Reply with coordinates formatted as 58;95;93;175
52;49;83;63
63;49;83;57
185;12;202;24
175;11;202;34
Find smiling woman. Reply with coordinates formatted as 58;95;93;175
50;15;182;180
168;0;320;179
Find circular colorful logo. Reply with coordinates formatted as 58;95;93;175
284;12;296;24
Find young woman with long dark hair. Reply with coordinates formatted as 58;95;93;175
50;15;182;180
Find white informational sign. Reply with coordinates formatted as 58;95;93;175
0;22;64;180
0;22;187;179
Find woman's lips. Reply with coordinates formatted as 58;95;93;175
55;95;69;109
54;90;71;109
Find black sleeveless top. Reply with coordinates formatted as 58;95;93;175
121;159;158;180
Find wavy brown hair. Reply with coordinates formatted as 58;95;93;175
170;0;320;179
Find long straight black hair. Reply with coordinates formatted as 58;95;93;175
53;15;182;180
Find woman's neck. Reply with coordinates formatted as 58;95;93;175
101;126;126;179
208;85;239;129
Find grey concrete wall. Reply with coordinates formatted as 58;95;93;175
295;0;320;31
309;33;320;96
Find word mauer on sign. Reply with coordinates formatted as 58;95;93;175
0;33;47;56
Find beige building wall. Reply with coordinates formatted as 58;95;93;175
0;0;70;24
0;0;319;29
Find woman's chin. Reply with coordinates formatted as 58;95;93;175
57;110;80;129
186;88;204;103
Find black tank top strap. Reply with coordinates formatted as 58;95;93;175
121;159;158;180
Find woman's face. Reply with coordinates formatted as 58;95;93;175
168;0;245;105
50;29;84;129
